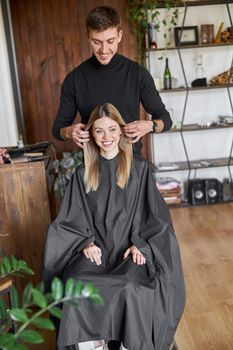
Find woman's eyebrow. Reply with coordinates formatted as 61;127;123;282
94;125;117;130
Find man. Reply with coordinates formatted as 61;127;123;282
52;6;172;154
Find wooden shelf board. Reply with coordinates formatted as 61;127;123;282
160;84;233;93
169;123;233;133
155;157;233;172
156;0;233;8
148;42;233;52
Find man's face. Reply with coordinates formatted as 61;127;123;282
87;27;123;65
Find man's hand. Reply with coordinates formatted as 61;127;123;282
123;245;146;265
82;242;102;266
123;119;164;143
60;123;90;148
123;120;153;143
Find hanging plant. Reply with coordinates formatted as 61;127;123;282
127;0;180;62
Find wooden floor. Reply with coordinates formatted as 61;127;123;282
171;203;233;350
30;203;233;350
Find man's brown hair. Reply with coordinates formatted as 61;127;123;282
86;6;121;33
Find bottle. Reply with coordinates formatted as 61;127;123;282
195;54;205;79
163;57;172;90
148;22;157;49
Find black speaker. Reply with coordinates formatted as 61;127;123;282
187;179;206;205
205;178;222;204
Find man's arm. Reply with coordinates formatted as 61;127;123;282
52;73;89;148
139;65;172;132
52;73;78;140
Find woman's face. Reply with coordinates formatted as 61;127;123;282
92;117;121;159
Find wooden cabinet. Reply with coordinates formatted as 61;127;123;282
0;157;55;291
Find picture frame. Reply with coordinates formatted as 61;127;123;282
174;26;199;46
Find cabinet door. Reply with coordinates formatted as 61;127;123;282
0;162;51;291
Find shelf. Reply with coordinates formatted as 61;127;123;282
169;123;233;133
160;84;233;93
147;42;233;52
156;157;233;172
156;0;233;8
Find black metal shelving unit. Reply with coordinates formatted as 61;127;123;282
147;0;233;201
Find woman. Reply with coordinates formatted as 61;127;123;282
43;103;185;350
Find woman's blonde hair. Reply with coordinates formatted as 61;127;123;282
83;103;133;193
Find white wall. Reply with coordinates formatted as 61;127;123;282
148;3;233;183
0;3;18;147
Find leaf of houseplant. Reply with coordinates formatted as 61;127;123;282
31;288;47;308
0;262;6;276
31;317;55;330
35;281;45;293
18;330;44;344
8;344;28;350
3;257;11;273
65;278;75;297
81;283;95;297
18;260;34;276
74;282;83;297
51;277;63;300
0;333;15;347
10;256;18;270
11;286;20;308
90;294;104;305
10;308;28;323
48;306;63;319
23;283;33;306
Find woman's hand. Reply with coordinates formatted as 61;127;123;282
123;245;146;265
82;242;102;266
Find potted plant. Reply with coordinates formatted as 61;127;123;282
127;0;180;62
0;256;102;350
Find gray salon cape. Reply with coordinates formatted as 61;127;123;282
43;155;185;350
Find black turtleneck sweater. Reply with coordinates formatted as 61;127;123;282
52;54;172;141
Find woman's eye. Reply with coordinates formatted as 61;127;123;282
110;128;116;132
108;40;114;44
95;130;103;134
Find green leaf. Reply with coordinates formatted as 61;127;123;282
32;317;55;330
23;283;33;306
18;266;34;276
10;308;29;323
51;277;63;301
32;288;47;308
36;281;45;293
18;330;44;344
3;257;11;273
90;294;104;305
9;344;28;350
48;306;63;319
65;278;75;297
74;282;83;297
0;299;9;324
0;262;6;276
18;260;34;276
11;256;18;270
82;283;95;297
44;292;54;303
11;286;20;308
0;333;15;347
